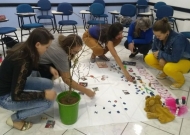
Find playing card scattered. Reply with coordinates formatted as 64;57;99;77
45;120;55;128
79;82;88;87
96;62;108;68
123;61;136;66
122;90;130;95
92;87;99;91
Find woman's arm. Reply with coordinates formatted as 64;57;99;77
11;60;45;101
107;41;133;82
60;71;95;97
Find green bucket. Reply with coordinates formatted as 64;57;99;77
56;91;81;125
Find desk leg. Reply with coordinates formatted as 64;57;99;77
112;14;115;24
82;13;87;30
53;15;58;33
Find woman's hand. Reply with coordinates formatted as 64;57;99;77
128;43;134;53
84;88;96;98
125;73;133;82
45;89;57;101
159;58;167;67
50;67;59;79
153;51;159;58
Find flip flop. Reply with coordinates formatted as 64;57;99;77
6;117;32;131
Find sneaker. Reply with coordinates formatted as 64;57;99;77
129;50;138;58
170;83;184;90
98;55;110;61
90;58;96;63
156;72;167;79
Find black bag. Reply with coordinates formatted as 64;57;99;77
1;36;18;48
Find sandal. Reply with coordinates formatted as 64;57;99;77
98;55;110;61
6;117;32;131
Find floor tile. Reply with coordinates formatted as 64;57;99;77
122;122;174;135
180;118;190;135
76;123;127;135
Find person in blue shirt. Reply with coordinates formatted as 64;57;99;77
124;17;153;58
144;17;190;89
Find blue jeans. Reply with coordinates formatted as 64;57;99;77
0;77;54;121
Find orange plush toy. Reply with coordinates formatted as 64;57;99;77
144;95;175;124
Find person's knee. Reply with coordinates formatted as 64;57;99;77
40;78;53;89
124;40;129;49
93;49;104;56
144;53;155;65
163;63;176;75
46;100;54;109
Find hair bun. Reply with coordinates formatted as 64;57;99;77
161;17;168;23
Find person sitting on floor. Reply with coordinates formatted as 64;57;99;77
39;34;95;97
0;28;57;131
144;17;190;89
124;17;153;59
82;22;133;82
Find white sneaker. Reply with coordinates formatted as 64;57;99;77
156;72;167;79
170;83;183;90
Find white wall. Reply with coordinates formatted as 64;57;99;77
149;0;189;9
0;0;137;3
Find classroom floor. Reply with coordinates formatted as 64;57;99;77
0;28;190;135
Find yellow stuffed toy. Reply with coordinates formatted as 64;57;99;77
144;95;175;124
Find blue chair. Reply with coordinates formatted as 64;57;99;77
156;5;178;32
136;0;148;14
93;0;108;23
56;2;77;34
16;4;44;41
153;1;166;13
0;27;19;57
87;3;106;28
120;4;136;29
181;32;190;39
37;0;54;32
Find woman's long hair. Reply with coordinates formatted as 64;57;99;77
97;22;123;44
134;17;152;37
58;34;83;59
6;28;54;67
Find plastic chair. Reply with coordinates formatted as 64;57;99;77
120;4;136;29
136;0;148;14
153;1;166;13
87;3;106;28
56;2;77;34
156;5;178;32
37;0;54;32
16;4;44;41
92;0;108;23
0;27;19;57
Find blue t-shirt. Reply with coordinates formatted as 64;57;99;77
89;25;100;40
127;22;153;44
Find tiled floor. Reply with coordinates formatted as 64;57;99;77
0;28;190;135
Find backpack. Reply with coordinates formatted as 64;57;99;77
1;36;19;48
115;15;132;25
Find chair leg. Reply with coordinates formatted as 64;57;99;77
174;21;179;32
13;31;19;43
21;29;23;42
74;25;78;34
1;35;6;57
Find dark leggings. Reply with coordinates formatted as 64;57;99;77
124;40;152;55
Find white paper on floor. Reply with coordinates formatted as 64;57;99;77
53;60;184;130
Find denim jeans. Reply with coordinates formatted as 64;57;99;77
0;77;54;121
